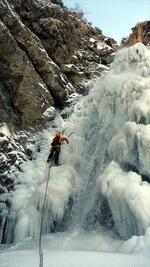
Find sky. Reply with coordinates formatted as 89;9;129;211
63;0;150;44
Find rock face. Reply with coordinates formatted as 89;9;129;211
0;19;54;127
0;123;40;190
0;0;118;243
123;21;150;46
0;0;116;128
0;0;117;202
104;37;119;50
0;122;42;244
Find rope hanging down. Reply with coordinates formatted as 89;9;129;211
38;131;73;267
39;162;51;267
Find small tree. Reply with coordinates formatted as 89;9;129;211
95;27;102;35
70;3;84;18
50;0;64;8
121;37;128;46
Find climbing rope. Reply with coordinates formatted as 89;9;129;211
38;131;73;267
39;162;51;267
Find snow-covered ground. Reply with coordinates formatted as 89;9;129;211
1;250;149;267
1;229;150;267
1;248;150;267
1;43;150;266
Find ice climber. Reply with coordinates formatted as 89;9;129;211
47;132;69;165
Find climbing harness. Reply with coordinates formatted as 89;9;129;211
39;162;51;267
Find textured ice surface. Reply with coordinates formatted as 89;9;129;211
13;158;78;242
3;44;150;266
60;43;150;241
108;122;150;176
98;161;150;239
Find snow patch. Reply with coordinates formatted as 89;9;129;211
89;37;96;43
0;123;11;137
43;107;56;120
38;82;49;93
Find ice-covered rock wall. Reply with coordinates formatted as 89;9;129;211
13;163;78;243
61;43;150;239
98;162;150;239
2;124;79;243
96;43;150;238
2;43;150;244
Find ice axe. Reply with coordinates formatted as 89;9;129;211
68;131;74;138
62;128;74;138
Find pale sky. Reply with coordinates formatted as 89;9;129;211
63;0;150;44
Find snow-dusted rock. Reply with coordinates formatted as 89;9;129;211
0;0;115;127
43;107;56;120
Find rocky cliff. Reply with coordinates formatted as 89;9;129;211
0;0;117;199
123;21;150;46
0;0;116;128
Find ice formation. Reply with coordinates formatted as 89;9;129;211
97;161;150;239
13;164;78;243
2;43;150;257
108;122;150;176
61;43;150;240
1;126;79;243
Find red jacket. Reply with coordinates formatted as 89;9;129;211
51;135;69;148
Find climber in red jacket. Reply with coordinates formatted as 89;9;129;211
47;132;69;165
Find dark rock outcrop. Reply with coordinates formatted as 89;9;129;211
123;21;150;46
0;122;42;193
0;0;116;128
104;37;119;50
0;19;54;127
0;0;118;244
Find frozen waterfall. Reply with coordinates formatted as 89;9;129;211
1;43;150;254
63;43;150;240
